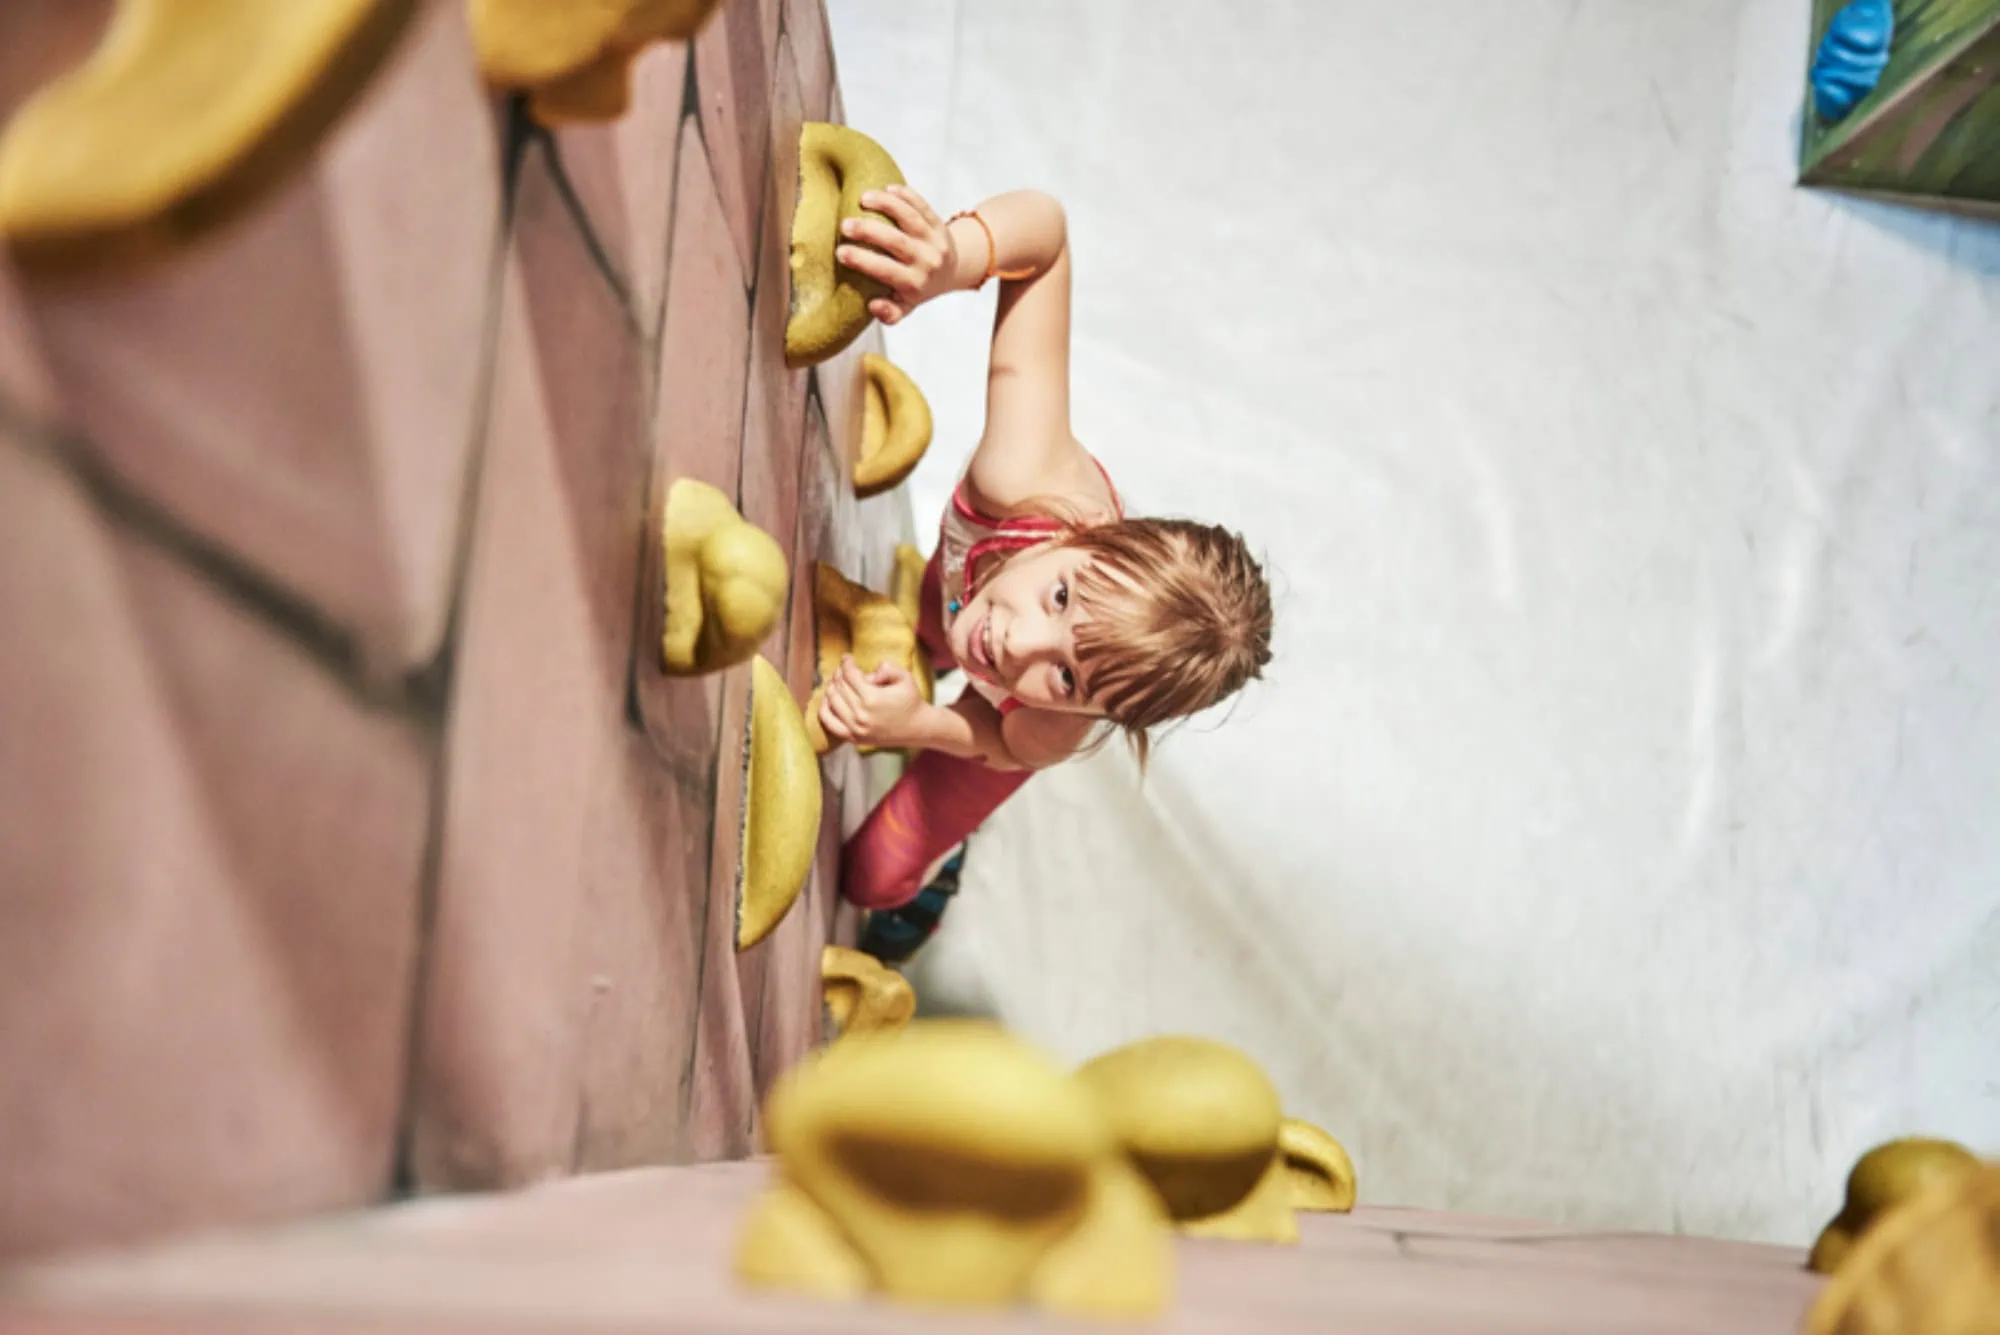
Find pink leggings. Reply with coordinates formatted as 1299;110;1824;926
839;552;1034;910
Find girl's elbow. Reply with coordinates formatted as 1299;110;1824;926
1022;190;1067;239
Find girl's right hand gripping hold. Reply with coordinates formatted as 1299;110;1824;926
837;185;965;326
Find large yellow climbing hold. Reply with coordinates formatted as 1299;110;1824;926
853;353;934;498
661;478;787;677
1075;1035;1298;1244
1806;1159;1999;1335
786;123;905;368
820;945;915;1042
1809;1137;1983;1274
1279;1117;1357;1213
734;1020;1173;1319
803;562;927;754
736;654;820;951
0;0;417;279
891;543;927;626
890;543;936;705
469;0;724;124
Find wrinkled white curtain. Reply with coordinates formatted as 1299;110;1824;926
824;0;2000;1245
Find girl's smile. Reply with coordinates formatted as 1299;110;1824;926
964;611;1001;683
949;544;1104;715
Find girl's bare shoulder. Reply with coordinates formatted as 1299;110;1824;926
1000;703;1097;769
965;429;1114;520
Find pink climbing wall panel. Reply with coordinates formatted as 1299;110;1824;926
0;0;889;1261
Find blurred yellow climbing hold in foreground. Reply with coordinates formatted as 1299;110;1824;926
469;0;725;124
0;0;417;279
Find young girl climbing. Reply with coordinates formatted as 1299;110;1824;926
816;182;1273;915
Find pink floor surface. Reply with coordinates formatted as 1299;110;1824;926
0;1159;1825;1334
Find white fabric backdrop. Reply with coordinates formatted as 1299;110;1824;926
822;0;2000;1245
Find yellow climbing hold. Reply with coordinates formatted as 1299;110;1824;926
820;945;915;1041
803;562;926;755
891;543;926;626
470;0;725;125
1806;1159;1999;1335
1278;1117;1357;1213
785;123;905;367
734;1020;1173;1318
661;478;788;677
0;0;418;279
853;353;934;498
890;543;936;705
736;654;820;951
1810;1137;1983;1275
1075;1035;1298;1244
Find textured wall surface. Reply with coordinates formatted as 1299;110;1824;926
0;0;894;1262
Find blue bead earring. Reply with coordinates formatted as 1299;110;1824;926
948;599;962;616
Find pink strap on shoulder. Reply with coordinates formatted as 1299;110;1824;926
951;455;1126;610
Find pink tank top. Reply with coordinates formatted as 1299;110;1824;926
936;459;1124;715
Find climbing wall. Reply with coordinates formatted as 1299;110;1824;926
0;0;900;1262
1798;0;2000;214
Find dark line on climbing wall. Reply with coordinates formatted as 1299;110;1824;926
677;670;751;1137
619;73;700;735
823;0;844;92
682;47;704;124
676;686;728;1129
536;129;641;332
569;1088;594;1174
388;99;532;1199
740;6;774;313
621;525;657;736
0;414;431;720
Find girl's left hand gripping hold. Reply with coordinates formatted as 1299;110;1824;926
837;184;960;326
819;655;928;750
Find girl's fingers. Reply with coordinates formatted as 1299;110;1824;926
868;298;903;324
835;244;917;298
831;688;867;732
894;184;946;229
862;187;928;237
840;215;915;262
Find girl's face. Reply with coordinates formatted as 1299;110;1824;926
950;543;1107;716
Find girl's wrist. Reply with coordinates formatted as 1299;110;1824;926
904;701;960;752
944;216;989;292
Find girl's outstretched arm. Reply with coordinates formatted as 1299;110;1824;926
952;191;1097;511
838;185;1092;512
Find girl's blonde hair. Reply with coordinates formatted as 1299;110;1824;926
996;500;1273;765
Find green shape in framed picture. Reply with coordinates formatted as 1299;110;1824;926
1798;0;2000;218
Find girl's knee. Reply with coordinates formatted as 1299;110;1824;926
840;841;925;911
